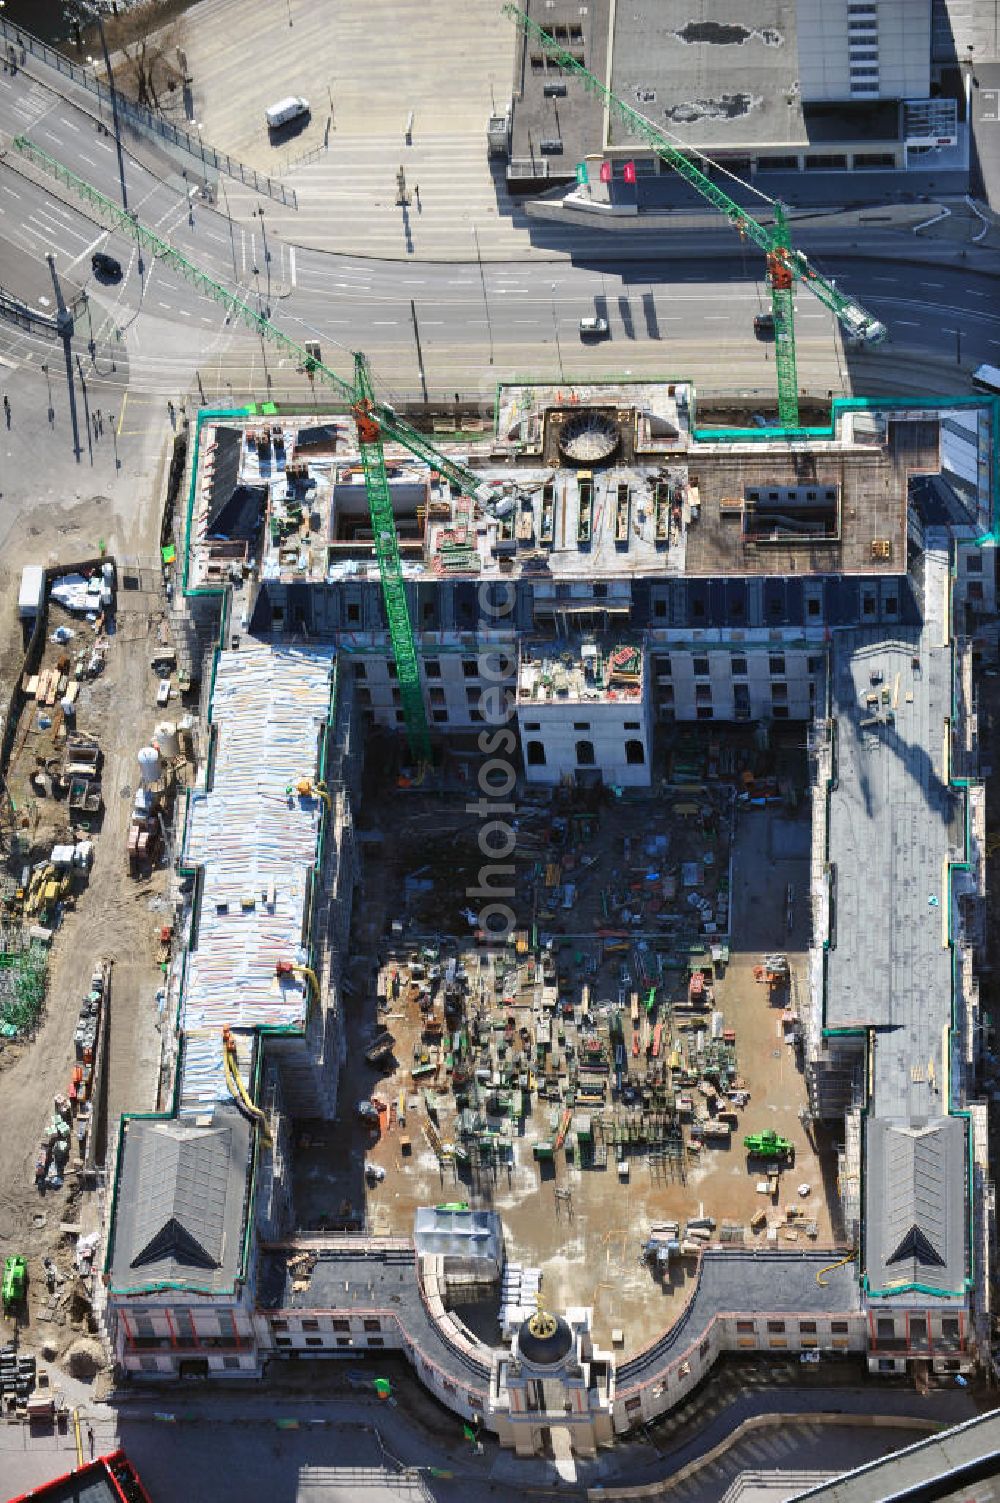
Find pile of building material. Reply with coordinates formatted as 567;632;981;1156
500;1263;542;1338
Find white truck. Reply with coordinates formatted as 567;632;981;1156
265;97;310;130
18;565;45;621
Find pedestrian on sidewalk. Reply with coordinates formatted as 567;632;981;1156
2;394;9;428
414;184;421;211
86;1423;95;1458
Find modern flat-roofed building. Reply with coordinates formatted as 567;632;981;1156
506;0;964;198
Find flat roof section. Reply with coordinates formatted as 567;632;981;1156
824;623;954;1092
609;0;807;154
178;641;334;1113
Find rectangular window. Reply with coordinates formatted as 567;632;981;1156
271;1319;289;1333
332;1319;350;1333
966;553;983;574
767;1320;785;1334
353;662;366;680
305;1336;324;1347
363;1319;381;1333
432;710;448;723
772;706;789;719
274;1336;292;1347
808;656;823;674
771;683;788;703
661;686;674;707
696;706;713;720
654;598;667;618
223;1355;241;1370
877;1317;895;1339
368;1337;384;1347
429;688;446;706
301;1319;320;1332
942;1317;960;1340
336;1338;352;1348
695;684;712;705
731;657;747;677
769;655;785;676
424;659;442;677
462;659;478;678
655;656;671;677
799;1321;817;1334
832;1321;849;1334
524;721;541;731
736;1320;755;1334
573;722;591;731
625;720;640;729
693;656;709;677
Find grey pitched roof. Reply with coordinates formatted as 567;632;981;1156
864;1116;968;1298
109;1105;251;1294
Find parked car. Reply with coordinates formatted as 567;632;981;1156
579;315;609;338
753;311;775;339
91;251;122;281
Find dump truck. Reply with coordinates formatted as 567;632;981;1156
743;1129;793;1162
2;1255;27;1314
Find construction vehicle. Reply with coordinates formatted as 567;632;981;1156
13;136;508;770
744;1129;794;1163
504;6;886;430
2;1256;27;1315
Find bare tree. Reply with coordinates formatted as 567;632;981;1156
102;1;186;115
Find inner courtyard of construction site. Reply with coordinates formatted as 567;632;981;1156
299;764;831;1353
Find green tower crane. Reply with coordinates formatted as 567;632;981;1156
503;6;886;430
10;135;502;766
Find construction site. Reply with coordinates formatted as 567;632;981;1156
0;6;993;1464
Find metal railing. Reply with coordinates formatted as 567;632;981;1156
0;17;296;209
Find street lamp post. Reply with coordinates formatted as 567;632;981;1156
472;226;494;367
551;283;565;383
84;5;128;212
258;208;271;318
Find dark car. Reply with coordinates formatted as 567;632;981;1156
753;311;775;340
91;251;122;281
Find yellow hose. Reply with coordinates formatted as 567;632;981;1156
816;1249;856;1287
222;1031;273;1146
292;965;319;1001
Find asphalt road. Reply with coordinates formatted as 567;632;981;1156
1;64;999;410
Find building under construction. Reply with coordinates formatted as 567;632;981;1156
100;379;997;1458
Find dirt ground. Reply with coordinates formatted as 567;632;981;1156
0;564;177;1364
295;755;839;1356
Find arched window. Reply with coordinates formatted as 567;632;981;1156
576;740;595;766
526;740;546;766
625;739;645;765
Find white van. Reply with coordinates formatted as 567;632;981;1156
265;97;310;130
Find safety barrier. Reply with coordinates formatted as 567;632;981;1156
0;17;296;209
